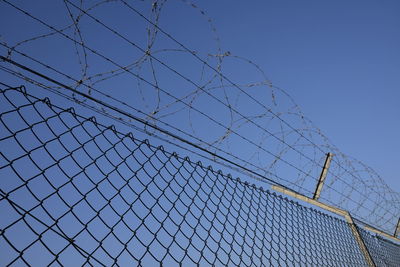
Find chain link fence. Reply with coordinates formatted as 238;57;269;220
0;86;399;266
359;227;400;267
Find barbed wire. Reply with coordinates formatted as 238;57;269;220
0;57;391;233
0;0;398;233
0;63;317;198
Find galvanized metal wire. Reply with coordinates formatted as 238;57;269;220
359;228;400;267
1;86;398;266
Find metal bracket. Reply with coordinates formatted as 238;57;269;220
313;153;333;200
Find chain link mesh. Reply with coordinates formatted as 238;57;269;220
358;227;400;267
0;86;398;266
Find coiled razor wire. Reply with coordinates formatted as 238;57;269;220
0;86;399;266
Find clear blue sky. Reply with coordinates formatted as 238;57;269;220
192;0;400;190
